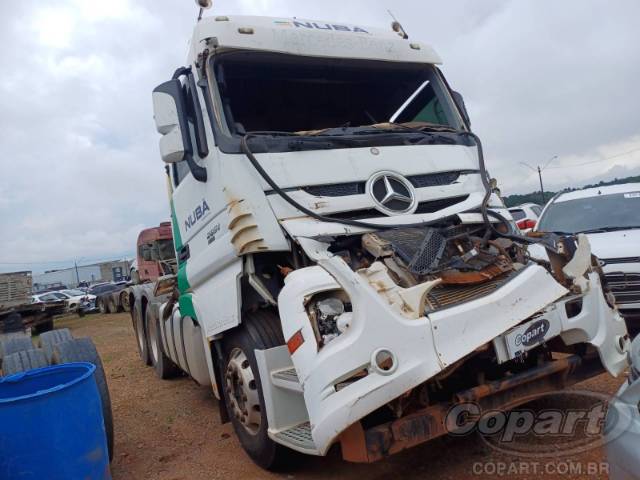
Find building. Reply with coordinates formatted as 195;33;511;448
32;259;132;292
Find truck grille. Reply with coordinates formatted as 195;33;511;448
426;270;519;312
303;182;362;197
601;257;640;265
301;171;474;197
604;273;640;306
327;195;469;221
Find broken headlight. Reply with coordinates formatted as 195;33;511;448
306;291;352;348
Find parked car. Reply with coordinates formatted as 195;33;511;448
31;291;70;304
92;283;129;314
59;289;98;314
508;203;543;232
32;290;96;315
532;183;640;330
87;283;113;295
606;334;640;479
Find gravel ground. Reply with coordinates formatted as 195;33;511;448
56;312;626;479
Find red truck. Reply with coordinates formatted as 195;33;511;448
130;222;176;284
97;223;176;314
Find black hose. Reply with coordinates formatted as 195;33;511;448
240;132;538;244
460;131;539;245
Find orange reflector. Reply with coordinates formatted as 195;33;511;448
287;330;304;355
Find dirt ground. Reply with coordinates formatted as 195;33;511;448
56;312;625;480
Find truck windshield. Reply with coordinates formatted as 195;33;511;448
213;52;462;134
537;191;640;234
155;239;176;261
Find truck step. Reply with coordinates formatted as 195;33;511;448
273;422;318;454
270;367;302;393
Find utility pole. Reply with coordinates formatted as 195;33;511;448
520;155;558;205
537;166;545;205
74;260;80;286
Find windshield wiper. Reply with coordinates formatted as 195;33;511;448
387;122;461;134
243;130;300;137
579;226;640;234
542;230;575;236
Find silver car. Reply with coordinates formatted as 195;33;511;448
606;335;640;479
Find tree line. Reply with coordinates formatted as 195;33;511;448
502;175;640;207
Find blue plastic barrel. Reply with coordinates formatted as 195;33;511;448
0;362;110;480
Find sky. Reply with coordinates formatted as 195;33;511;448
1;0;639;273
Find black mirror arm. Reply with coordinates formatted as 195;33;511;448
170;66;208;183
172;66;191;79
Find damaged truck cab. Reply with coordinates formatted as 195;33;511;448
135;14;630;469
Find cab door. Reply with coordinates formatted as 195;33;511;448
164;69;227;262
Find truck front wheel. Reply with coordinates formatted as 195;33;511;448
220;310;290;470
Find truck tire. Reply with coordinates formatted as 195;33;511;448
220;309;290;470
2;336;34;358
98;298;108;315
132;304;151;366
120;292;130;313
107;296;118;314
33;318;54;335
52;338;114;462
147;308;180;379
2;349;49;376
39;328;73;363
1;312;23;333
0;332;29;359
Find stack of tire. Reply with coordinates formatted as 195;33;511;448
0;329;114;462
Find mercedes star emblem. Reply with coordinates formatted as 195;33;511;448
367;171;417;215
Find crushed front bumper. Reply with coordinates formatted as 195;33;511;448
278;241;629;455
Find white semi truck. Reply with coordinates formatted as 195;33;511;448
129;9;630;469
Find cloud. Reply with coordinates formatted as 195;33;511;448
1;0;639;273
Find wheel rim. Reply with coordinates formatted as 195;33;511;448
135;311;145;354
148;317;159;364
121;294;129;311
225;348;261;435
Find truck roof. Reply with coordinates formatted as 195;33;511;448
137;222;173;244
191;15;442;65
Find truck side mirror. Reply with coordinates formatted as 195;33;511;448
152;79;193;164
451;91;471;128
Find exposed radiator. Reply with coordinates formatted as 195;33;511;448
426;271;519;312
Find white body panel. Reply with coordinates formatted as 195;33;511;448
429;266;568;367
191;16;441;65
276;239;628;454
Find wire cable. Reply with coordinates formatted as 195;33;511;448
241;131;538;244
240;133;457;230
